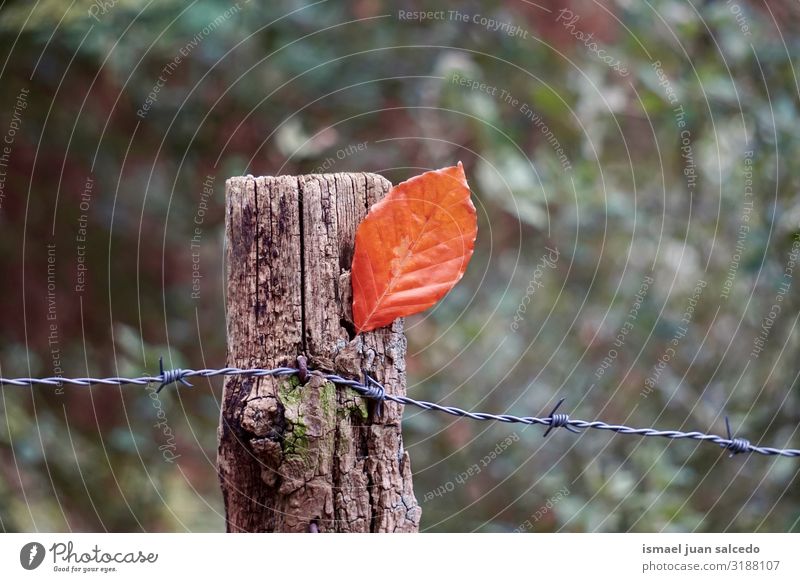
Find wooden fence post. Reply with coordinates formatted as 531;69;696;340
218;173;420;532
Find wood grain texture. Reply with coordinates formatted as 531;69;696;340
218;173;420;532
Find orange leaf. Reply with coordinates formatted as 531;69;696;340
352;162;477;333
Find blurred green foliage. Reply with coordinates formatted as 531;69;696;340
1;0;799;532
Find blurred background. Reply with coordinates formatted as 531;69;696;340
1;0;799;532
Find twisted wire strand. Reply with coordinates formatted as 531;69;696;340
2;364;799;458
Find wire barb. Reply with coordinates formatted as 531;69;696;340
296;355;309;384
156;357;193;394
724;416;751;457
362;373;386;418
542;398;581;438
2;361;799;459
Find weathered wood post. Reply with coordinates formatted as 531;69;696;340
218;173;420;532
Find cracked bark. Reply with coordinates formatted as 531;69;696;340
218;173;420;532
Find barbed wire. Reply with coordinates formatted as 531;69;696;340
2;357;798;458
